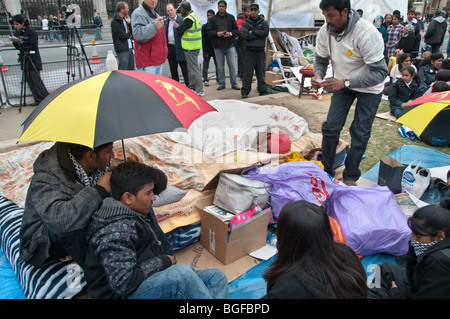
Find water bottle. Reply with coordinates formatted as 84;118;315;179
106;50;118;71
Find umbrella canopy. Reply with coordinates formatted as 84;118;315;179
18;70;216;148
396;91;450;140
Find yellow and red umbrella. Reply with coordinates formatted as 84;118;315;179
18;71;216;148
396;91;450;140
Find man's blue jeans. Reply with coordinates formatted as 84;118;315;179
321;88;381;181
139;64;163;76
126;264;228;299
214;46;237;87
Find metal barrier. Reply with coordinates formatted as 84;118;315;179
0;43;111;107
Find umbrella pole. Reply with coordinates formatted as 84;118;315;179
122;139;127;162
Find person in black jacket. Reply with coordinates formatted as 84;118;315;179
201;9;217;86
388;65;422;118
111;2;135;70
10;14;49;104
240;3;269;98
396;24;418;58
369;198;450;299
205;0;240;91
84;161;228;299
262;200;368;299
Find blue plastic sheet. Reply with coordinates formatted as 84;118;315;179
0;248;25;299
226;254;397;299
363;145;450;182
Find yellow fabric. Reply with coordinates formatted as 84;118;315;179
18;72;111;148
158;210;201;233
181;12;202;50
396;102;448;136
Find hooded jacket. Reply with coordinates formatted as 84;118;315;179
131;3;168;68
84;197;173;299
314;9;388;94
424;15;447;45
19;142;109;268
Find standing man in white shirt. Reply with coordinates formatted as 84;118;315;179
311;0;388;186
165;3;189;87
111;2;135;70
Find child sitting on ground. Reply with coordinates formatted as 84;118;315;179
84;161;228;299
389;65;422;118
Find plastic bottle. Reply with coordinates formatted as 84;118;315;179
106;50;118;71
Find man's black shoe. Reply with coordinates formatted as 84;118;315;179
242;94;248;99
217;86;225;90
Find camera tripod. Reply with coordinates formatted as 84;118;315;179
65;26;93;82
19;51;40;113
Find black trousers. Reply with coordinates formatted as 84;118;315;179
241;48;267;96
25;69;49;103
168;44;189;88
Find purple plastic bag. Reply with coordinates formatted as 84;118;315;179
243;161;339;218
326;185;411;256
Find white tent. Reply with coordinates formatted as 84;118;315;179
256;0;408;28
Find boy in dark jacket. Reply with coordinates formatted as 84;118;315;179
84;161;228;299
240;3;269;98
389;65;422;118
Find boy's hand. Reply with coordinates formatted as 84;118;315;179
97;172;112;193
168;255;177;265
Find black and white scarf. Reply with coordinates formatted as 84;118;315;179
68;148;109;187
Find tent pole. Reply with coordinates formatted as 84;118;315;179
265;0;273;70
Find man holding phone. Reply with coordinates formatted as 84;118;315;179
205;0;240;91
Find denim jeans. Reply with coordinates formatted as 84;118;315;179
117;49;135;70
126;264;228;299
321;88;381;181
139;64;163;76
214;46;237;87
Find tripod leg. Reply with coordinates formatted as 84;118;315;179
75;28;93;75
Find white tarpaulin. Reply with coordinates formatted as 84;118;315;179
353;0;408;22
255;0;408;28
189;0;237;25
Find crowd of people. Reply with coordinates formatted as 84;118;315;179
10;0;450;300
109;0;269;99
370;8;450;118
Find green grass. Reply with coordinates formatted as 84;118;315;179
340;100;450;175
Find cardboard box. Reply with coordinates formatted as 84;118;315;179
198;194;271;265
265;71;283;86
199;166;271;265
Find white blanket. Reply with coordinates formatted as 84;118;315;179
162;100;309;158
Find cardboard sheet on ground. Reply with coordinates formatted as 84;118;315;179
174;241;260;283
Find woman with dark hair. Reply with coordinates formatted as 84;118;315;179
419;52;443;93
10;14;49;104
386;13;404;58
390;52;416;79
262;200;368;299
369;198;450;299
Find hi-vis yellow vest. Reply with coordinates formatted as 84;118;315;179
181;12;202;50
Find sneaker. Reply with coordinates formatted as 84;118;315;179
203;80;209;87
197;91;205;97
232;85;240;90
217;86;225;90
